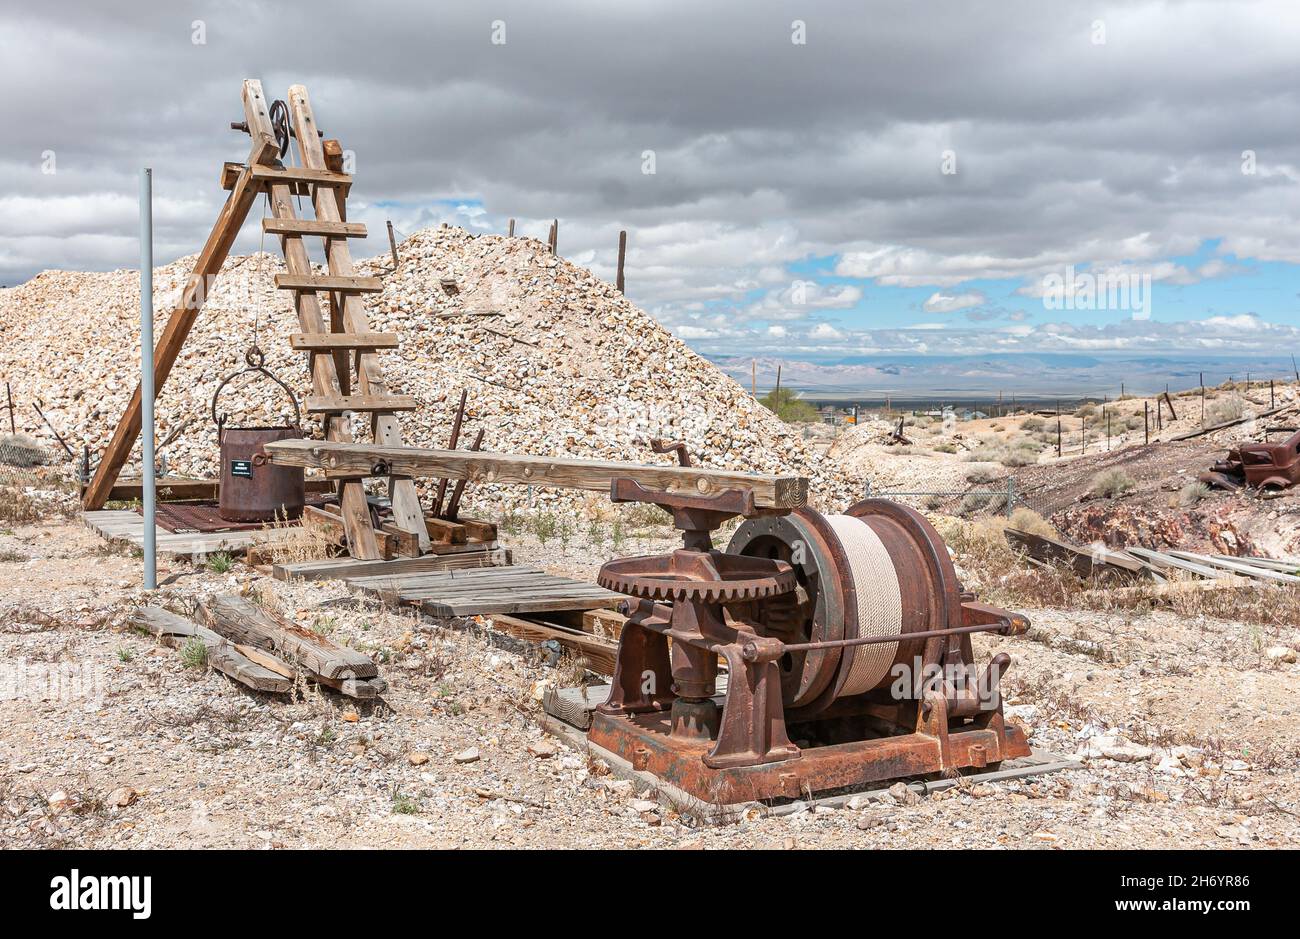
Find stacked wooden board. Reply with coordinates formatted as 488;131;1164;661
133;595;387;698
1006;527;1300;585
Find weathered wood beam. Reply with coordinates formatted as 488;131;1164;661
262;438;809;509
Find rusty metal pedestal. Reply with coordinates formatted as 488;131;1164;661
591;473;1031;805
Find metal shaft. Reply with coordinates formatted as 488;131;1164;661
140;168;156;590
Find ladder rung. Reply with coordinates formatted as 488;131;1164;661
290;332;399;351
264;219;368;238
305;395;418;414
275;274;383;293
251;164;352;188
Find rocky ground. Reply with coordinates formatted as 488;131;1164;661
1;503;1296;850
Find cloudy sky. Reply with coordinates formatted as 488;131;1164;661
5;0;1300;362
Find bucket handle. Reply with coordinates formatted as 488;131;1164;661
211;346;302;441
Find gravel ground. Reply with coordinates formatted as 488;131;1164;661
0;511;1297;850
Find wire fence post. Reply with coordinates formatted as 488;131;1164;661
1005;477;1016;518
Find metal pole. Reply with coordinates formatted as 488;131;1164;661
140;168;156;591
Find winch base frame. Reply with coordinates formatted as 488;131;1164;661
588;703;1031;805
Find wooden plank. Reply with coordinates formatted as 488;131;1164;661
132;607;292;693
93;476;333;502
263;438;809;508
425;516;468;544
289;332;398;351
272;544;506;581
304;395;418;414
197;594;378;679
1214;555;1300;574
311;673;388;699
263;218;367;238
489;614;618;675
1126;546;1229;580
274;273;383;293
302;504;397;559
422;594;620;617
286;84;429;553
82;79;279;510
1165;550;1300;583
583;608;627;641
379;520;421;558
1004;528;1146;579
250;164;351;188
457;518;497;542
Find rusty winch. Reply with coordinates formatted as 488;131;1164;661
211;347;306;523
591;446;1031;804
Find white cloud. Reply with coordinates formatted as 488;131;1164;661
923;290;986;314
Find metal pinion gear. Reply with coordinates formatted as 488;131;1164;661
598;551;796;604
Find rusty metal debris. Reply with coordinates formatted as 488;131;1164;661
1200;428;1300;491
590;450;1031;804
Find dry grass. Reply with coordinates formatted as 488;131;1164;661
1089;468;1135;498
252;519;336;566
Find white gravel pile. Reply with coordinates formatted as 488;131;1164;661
0;227;856;514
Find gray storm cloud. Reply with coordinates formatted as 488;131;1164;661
3;0;1299;354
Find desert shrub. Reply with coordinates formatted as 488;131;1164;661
1179;481;1210;507
1020;416;1046;432
759;388;819;423
1007;507;1057;538
1206;395;1246;425
932;440;957;454
1090;468;1135;498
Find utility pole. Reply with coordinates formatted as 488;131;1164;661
140;168;156;591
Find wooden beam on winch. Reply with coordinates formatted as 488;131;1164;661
261;438;810;510
83;81;280;510
286;83;430;551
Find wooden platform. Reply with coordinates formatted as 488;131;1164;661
342;566;623;617
276;554;621;618
84;510;300;560
273;543;510;582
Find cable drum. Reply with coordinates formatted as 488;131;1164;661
728;499;963;716
823;514;902;695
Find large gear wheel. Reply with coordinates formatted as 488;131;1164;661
598;550;795;605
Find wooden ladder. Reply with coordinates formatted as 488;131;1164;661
244;81;428;559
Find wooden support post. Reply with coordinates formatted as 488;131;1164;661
1056;402;1061;457
507;218;515;237
548;219;558;254
386;220;399;268
433;389;467;518
4;381;12;435
775;365;782;397
1106;408;1111;450
1144;400;1150;445
616;229;627;293
751;360;757;396
445;428;485;520
83;80;279;510
1271;378;1276;409
1201;372;1205;426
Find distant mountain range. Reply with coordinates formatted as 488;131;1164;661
706;353;1299;401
